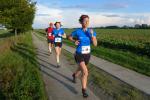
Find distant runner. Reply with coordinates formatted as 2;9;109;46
53;22;66;67
45;22;54;54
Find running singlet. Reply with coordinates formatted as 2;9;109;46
71;28;96;54
47;27;54;40
52;28;65;43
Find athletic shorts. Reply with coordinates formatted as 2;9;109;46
54;42;62;48
47;39;54;44
74;52;91;65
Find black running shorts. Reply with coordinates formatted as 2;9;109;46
74;52;91;65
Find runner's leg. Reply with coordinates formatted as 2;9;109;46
48;43;52;53
55;46;61;67
79;61;89;97
72;66;81;83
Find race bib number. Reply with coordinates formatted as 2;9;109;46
81;46;90;54
48;33;52;36
55;37;62;42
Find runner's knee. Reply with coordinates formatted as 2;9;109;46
82;69;88;77
80;64;88;77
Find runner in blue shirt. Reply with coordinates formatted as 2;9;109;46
69;15;97;98
53;22;66;67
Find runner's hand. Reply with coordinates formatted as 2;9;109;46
58;33;62;37
75;40;80;45
90;29;94;37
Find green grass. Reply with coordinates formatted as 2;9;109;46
0;29;8;34
0;31;47;99
92;46;150;76
94;29;150;43
95;29;150;57
0;29;14;39
62;49;149;100
34;29;46;37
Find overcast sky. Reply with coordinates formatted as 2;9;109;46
33;0;150;29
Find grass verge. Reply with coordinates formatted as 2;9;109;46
0;31;47;100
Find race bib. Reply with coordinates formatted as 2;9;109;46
81;46;90;54
55;37;62;42
48;33;52;36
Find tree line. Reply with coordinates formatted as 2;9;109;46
95;24;150;29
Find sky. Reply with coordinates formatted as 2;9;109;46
33;0;150;29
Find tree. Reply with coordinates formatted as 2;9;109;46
105;26;120;29
0;0;36;35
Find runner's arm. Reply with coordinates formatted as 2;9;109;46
62;33;67;38
68;35;79;45
90;29;97;46
91;36;97;46
68;35;76;42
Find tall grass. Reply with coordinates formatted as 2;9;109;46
95;29;150;57
0;31;47;99
92;46;150;76
95;29;150;43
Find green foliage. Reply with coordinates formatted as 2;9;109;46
92;46;150;76
95;29;150;57
0;0;36;33
0;31;47;99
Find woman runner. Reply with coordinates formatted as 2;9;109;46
69;15;97;98
53;22;66;67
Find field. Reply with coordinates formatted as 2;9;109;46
95;29;150;57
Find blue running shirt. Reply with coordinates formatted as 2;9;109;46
53;28;65;43
71;28;96;54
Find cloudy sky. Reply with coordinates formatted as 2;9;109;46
33;0;150;29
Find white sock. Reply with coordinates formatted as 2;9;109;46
49;46;51;52
56;55;59;63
